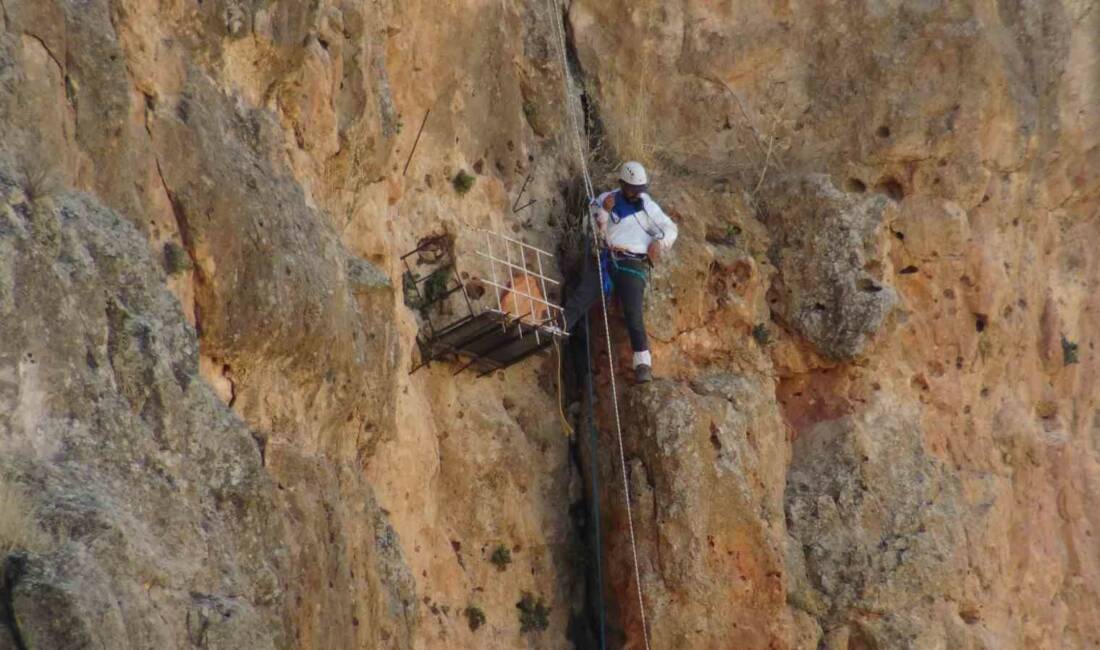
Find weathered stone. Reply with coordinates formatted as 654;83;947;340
0;173;287;648
0;0;1097;648
597;375;791;647
761;173;898;361
785;401;966;647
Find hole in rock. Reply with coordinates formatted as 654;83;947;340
876;177;905;201
899;265;919;274
876;125;891;138
974;314;987;332
857;278;883;293
959;608;981;625
845;178;867;193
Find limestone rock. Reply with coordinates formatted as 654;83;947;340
595;375;791;647
762;174;898;361
0;0;1097;647
785;401;965;647
0;173;287;649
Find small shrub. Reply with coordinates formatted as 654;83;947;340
464;605;486;632
752;323;770;346
163;242;193;275
452;170;476;195
423;267;451;304
0;480;48;555
516;591;549;633
522;102;537;120
490;545;512;571
1062;336;1079;366
17;155;60;203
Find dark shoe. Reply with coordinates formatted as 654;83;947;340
634;364;653;384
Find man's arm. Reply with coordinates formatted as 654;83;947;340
591;191;614;240
648;200;678;251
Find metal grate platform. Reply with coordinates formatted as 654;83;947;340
406;230;567;376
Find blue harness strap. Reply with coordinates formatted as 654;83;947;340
608;190;646;224
598;249;614;295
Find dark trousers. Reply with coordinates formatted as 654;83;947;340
563;252;649;353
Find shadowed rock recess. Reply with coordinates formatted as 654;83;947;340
0;0;1097;648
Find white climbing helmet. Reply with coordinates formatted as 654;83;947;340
619;161;648;188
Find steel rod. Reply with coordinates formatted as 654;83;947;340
516;245;541;346
478;280;563;314
503;238;523;338
475;229;557;258
486;231;505;333
534;248;557;331
512;171;535;213
474;252;560;285
402;109;430;177
450;236;476;317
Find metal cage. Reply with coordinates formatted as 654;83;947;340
405;230;567;376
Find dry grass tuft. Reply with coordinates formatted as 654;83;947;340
0;480;49;555
17;154;61;203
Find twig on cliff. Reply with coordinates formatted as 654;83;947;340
695;74;769;162
402;109;431;177
512;171;536;213
753;132;776;197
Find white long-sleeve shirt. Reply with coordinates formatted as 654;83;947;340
592;190;678;256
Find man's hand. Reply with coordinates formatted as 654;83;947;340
647;241;663;263
602;195;615;211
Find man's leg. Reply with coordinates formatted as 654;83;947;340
612;262;651;376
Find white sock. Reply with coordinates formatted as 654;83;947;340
633;350;652;368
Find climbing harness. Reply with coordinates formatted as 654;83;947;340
547;1;653;648
608;252;650;284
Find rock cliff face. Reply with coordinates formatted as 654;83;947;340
0;0;1096;649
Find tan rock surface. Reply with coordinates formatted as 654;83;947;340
572;0;1099;647
0;0;1096;648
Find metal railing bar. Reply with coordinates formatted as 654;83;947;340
473;252;560;284
516;246;541;346
486;231;506;332
503;238;523;339
534;248;558;330
482;309;568;340
478;280;564;313
475;229;557;258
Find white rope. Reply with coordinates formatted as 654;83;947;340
546;2;652;648
548;0;595;200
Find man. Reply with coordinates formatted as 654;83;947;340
563;161;678;383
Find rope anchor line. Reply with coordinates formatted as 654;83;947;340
546;1;653;648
